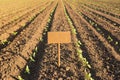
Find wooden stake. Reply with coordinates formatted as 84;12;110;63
58;43;60;67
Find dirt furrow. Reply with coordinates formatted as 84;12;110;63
0;1;50;42
0;0;45;22
0;1;53;51
22;0;85;80
83;5;120;27
0;1;57;79
83;3;120;19
80;10;120;54
65;2;120;80
81;9;120;39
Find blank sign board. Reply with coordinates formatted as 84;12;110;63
48;31;71;44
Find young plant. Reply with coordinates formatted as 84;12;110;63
77;49;91;68
32;52;36;58
115;41;118;45
12;31;18;35
1;40;9;45
25;65;30;74
78;40;82;45
18;76;24;80
85;69;94;80
96;27;101;31
72;28;77;34
39;37;43;42
107;35;113;42
35;47;38;52
30;56;35;62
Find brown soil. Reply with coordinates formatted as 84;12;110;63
65;2;120;80
0;1;57;79
0;0;46;28
23;0;85;80
0;1;50;41
82;1;120;18
81;7;120;40
79;8;120;54
0;0;120;80
83;5;120;26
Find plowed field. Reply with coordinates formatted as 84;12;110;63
0;0;120;80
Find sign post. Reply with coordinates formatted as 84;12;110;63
58;43;60;67
48;31;71;67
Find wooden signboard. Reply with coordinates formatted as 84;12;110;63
48;31;71;67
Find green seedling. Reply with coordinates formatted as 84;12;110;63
25;65;30;74
113;23;116;26
115;41;118;45
35;47;38;52
77;48;82;54
48;18;51;22
18;76;24;80
30;56;35;62
77;48;91;68
72;28;77;34
78;40;82;45
43;32;46;35
44;28;48;32
1;40;8;45
85;69;94;80
107;36;113;42
12;31;18;35
91;22;95;26
75;42;80;47
96;27;100;31
39;37;43;42
82;58;91;68
94;24;97;27
89;20;92;24
33;52;36;58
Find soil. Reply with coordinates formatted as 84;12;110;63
65;2;120;80
0;1;57;79
23;0;85;79
0;0;120;80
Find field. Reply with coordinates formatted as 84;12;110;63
0;0;120;80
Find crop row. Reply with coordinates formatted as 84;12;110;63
80;12;120;52
82;1;120;19
80;12;120;54
0;1;54;52
0;7;47;52
81;5;120;28
17;4;58;80
62;1;94;79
